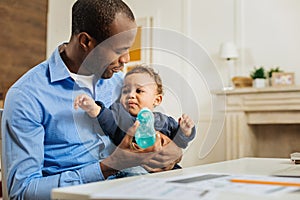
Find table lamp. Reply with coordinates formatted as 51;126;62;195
219;42;239;90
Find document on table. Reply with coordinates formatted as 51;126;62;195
91;173;300;200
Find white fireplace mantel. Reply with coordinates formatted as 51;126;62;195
213;86;300;160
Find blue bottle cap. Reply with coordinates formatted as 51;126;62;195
137;107;153;124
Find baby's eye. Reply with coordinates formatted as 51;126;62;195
136;88;144;93
122;89;129;94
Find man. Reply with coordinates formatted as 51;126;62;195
1;0;182;199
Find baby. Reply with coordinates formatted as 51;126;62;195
74;65;196;173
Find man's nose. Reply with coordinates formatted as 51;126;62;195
119;51;130;64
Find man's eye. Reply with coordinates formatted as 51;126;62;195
115;49;127;55
122;89;129;94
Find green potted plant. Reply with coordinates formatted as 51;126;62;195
268;67;283;86
268;67;282;78
250;66;266;88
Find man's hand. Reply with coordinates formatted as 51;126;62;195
100;121;162;178
100;122;183;178
142;133;183;172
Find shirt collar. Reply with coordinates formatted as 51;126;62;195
48;45;71;83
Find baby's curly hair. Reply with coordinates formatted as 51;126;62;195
125;65;164;95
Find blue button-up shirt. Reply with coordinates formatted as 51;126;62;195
1;46;124;200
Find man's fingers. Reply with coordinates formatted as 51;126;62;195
127;120;139;137
148;133;162;151
142;158;176;171
142;165;164;173
119;121;139;149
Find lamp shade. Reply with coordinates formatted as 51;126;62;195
219;42;239;59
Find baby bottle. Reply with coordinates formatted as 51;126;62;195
135;108;156;148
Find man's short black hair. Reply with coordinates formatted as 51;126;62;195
72;0;135;43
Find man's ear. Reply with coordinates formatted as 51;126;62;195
78;32;96;51
154;94;163;107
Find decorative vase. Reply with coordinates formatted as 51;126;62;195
253;78;266;88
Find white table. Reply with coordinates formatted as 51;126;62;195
51;157;300;200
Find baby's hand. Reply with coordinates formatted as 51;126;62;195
178;114;195;137
74;94;100;118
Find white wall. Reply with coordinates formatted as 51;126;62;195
47;0;76;57
241;0;300;83
124;0;225;167
47;0;300;167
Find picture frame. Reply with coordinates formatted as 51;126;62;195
271;72;295;86
125;17;153;72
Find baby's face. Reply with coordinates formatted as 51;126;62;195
120;73;162;116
